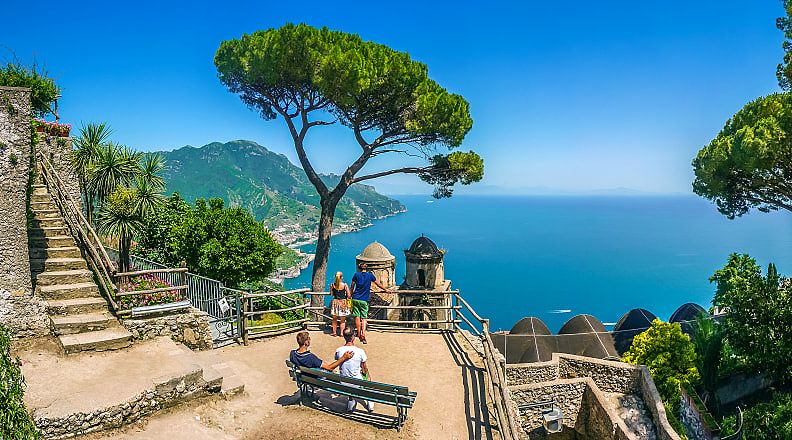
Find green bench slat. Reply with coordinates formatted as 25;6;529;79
298;375;415;407
286;360;416;407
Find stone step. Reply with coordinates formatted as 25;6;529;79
28;235;75;248
58;327;133;354
30;217;65;228
32;208;61;218
36;270;95;288
29;226;68;237
46;297;108;315
30;201;57;211
32;187;48;196
29;246;81;259
51;312;116;335
31;193;53;203
38;282;100;300
30;257;87;272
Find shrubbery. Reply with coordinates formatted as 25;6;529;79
622;319;698;438
721;393;792;439
135;194;281;288
0;325;39;439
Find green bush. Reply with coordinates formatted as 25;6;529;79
721;393;792;439
0;325;40;439
623;319;698;438
0;59;59;117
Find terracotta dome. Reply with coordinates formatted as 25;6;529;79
356;241;395;263
406;235;443;258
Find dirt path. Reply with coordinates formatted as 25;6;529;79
79;329;497;440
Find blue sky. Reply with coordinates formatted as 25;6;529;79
1;1;785;194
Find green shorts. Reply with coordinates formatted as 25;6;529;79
350;299;369;318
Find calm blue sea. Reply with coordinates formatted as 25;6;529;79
285;195;792;333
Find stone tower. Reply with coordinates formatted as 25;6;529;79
355;242;396;291
403;235;447;289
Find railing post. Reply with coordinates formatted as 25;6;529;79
179;262;188;300
242;290;250;346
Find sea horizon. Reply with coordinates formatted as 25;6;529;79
286;194;792;332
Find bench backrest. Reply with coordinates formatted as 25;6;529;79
286;360;416;407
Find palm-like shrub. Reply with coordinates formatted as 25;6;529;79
692;314;725;411
71;122;112;223
96;187;144;273
88;143;142;207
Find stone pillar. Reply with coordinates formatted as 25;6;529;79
0;86;33;294
36;134;81;210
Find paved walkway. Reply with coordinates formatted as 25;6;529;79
75;329;497;440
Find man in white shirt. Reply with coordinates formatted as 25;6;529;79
334;327;374;413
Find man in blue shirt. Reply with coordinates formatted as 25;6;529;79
289;331;353;370
350;262;390;344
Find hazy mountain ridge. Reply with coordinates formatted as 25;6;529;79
157;140;405;245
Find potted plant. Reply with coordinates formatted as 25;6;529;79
59;124;71;137
34;119;46;133
48;122;60;136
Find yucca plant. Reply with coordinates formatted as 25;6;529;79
96;187;144;273
139;153;166;191
88;143;142;208
71;122;112;223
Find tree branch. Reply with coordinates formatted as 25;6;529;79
268;94;328;198
352;166;433;183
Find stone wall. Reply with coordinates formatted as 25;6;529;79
121;309;213;350
0;288;50;338
511;377;635;439
580;385;632;440
36;134;81;209
511;379;588;436
507;360;560;385
638;367;680;440
505;353;681;440
558;355;642;394
33;366;221;439
0;86;33;295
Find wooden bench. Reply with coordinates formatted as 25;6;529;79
286;360;417;430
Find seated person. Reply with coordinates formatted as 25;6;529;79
335;327;374;413
290;331;352;371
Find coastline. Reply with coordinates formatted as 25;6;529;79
269;206;408;283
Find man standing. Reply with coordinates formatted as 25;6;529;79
350;262;390;344
289;331;353;371
335;327;374;413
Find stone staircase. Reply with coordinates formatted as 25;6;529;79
28;183;133;354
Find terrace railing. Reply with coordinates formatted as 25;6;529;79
38;152;189;317
290;290;525;440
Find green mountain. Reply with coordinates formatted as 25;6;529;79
157;140;405;243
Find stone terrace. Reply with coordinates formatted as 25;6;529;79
505;353;680;440
24;330;499;440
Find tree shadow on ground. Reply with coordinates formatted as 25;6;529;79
442;330;495;440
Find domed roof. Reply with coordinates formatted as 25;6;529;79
509;317;552;335
356;241;395;262
613;308;658;355
557;314;619;360
669;303;707;335
406;235;443;257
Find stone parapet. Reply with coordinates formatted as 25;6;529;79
121;308;213;350
32;366;219;439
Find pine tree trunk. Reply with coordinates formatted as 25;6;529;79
310;196;340;316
